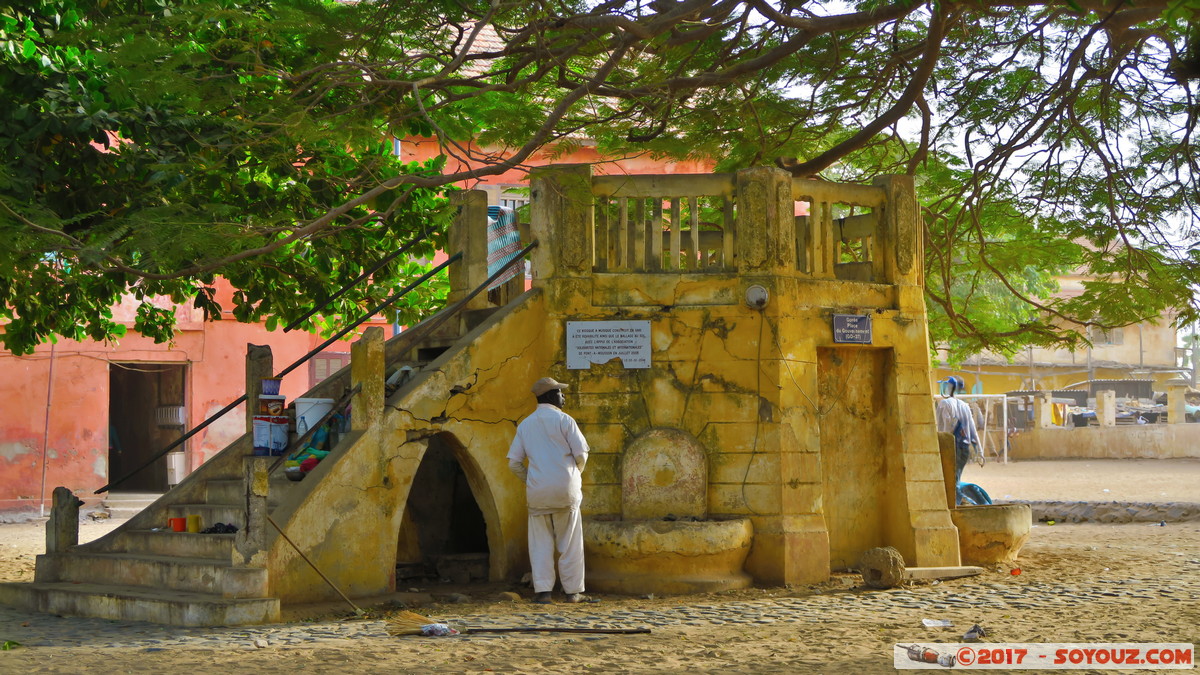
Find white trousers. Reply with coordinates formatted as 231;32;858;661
528;508;584;594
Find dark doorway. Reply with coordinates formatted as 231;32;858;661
108;363;187;492
397;434;490;583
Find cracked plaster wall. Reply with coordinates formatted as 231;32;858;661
520;166;958;585
264;293;551;603
523;268;958;584
259;168;959;599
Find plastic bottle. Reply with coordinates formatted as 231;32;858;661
297;415;308;435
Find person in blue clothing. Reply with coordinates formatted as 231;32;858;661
935;376;989;505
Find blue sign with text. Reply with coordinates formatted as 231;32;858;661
832;314;872;344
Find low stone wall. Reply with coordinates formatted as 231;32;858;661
1007;500;1200;524
1009;425;1200;460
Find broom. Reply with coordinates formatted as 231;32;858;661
386;609;651;637
386;610;447;636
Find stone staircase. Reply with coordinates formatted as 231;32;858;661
0;299;488;626
0;205;532;626
102;492;164;519
0;466;299;625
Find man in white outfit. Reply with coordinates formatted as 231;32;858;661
507;376;590;604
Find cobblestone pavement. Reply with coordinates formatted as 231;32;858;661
3;521;1197;673
3;573;1197;652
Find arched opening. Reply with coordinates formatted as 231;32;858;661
395;433;491;585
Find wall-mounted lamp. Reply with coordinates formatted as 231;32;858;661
745;284;769;310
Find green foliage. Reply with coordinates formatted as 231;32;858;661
3;0;1199;360
0;0;452;354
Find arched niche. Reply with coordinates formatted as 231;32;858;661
620;428;707;521
396;432;503;583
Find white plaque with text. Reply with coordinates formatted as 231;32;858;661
566;320;651;370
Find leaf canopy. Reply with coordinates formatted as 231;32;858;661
2;0;1198;360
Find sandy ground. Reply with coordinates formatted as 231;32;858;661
0;518;125;584
0;458;1197;673
962;457;1200;503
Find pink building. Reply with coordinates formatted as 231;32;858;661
0;278;387;514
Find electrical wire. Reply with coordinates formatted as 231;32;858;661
740;309;767;515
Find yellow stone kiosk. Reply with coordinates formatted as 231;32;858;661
4;165;965;624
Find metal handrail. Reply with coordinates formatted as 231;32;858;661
94;252;462;494
262;240;539;479
383;239;539;363
282;229;434;332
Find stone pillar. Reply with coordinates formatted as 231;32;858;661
246;344;273;435
735;167;795;275
233;457;271;566
448;189;490;310
1095;390;1117;427
529;164;594;284
745;339;830;587
46;486;82;553
937;432;957;509
895;377;961;568
1167;379;1189;424
351;326;385;432
872;175;922;289
1033;393;1055;428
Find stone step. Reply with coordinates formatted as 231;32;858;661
102;491;164;518
166;503;245;529
205;476;292;505
0;581;279;627
205;478;243;504
35;551;267;598
109;529;235;559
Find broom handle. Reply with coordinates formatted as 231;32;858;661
462;627;651;635
266;514;362;615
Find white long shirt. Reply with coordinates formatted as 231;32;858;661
507;403;589;515
936;396;979;445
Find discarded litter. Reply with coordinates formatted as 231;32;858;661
420;623;458;637
1010;568;1022;576
963;624;987;642
1;641;20;650
922;618;953;628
